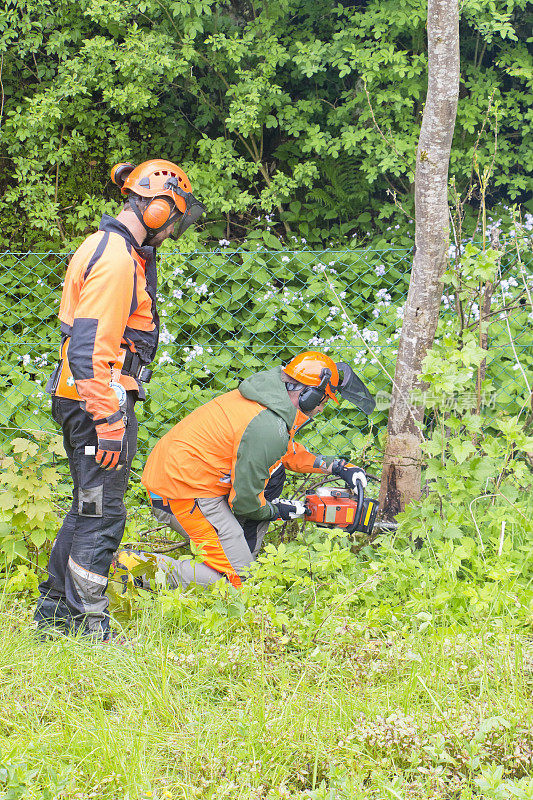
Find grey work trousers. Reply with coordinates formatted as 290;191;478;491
142;495;270;589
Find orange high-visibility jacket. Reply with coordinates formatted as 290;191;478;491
142;367;335;521
53;215;159;424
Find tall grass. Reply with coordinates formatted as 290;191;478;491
0;584;532;800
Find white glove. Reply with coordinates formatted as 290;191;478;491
273;499;307;520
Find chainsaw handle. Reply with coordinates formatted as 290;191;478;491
353;480;364;530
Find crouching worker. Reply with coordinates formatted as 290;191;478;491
131;352;375;590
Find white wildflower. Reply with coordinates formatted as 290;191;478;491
158;351;173;365
159;324;172;345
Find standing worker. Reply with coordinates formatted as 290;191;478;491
132;352;374;590
35;159;205;639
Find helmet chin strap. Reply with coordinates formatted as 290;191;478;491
143;231;159;247
128;196;150;238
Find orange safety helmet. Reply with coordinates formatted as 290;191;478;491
111;159;205;240
284;351;340;404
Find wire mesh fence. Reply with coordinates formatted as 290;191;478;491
0;244;532;461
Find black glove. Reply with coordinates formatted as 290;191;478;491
95;422;126;471
331;458;367;489
272;499;307;520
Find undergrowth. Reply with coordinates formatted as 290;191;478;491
0;513;532;799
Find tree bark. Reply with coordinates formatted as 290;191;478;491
378;0;460;519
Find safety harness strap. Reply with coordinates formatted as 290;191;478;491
120;348;153;383
93;410;124;427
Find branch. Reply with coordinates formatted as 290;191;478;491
363;82;411;169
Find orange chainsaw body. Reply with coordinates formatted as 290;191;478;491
305;489;358;527
304;488;378;534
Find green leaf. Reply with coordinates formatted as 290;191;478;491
0;492;17;510
48;436;66;457
449;439;476;464
261;231;283;250
30;530;47;548
12;439;39;457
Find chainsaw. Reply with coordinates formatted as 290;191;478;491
304;480;380;536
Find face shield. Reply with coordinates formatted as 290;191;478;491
131;175;207;244
335;362;376;415
170;193;206;241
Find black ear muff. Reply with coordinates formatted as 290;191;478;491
111;162;135;188
299;386;326;414
143;197;173;230
298;368;332;414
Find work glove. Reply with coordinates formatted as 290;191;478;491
331;458;367;489
272;498;307;521
95;421;126;470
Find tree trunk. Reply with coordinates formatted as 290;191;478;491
378;0;460;519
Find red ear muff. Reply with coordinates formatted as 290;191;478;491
111;162;135;189
143;197;173;230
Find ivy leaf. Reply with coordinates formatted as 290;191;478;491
471;457;497;482
0;492;17;510
495;417;524;439
48;436;66;457
422;434;444;456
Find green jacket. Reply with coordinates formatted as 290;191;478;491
232;367;298;520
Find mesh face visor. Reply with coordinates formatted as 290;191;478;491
335;362;376;414
170;193;206;241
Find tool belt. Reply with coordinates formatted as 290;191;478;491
46;339;152;400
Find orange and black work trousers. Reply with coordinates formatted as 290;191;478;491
143;465;286;590
34;393;138;638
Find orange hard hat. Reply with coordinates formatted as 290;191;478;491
111;159;192;214
284;351;340;403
